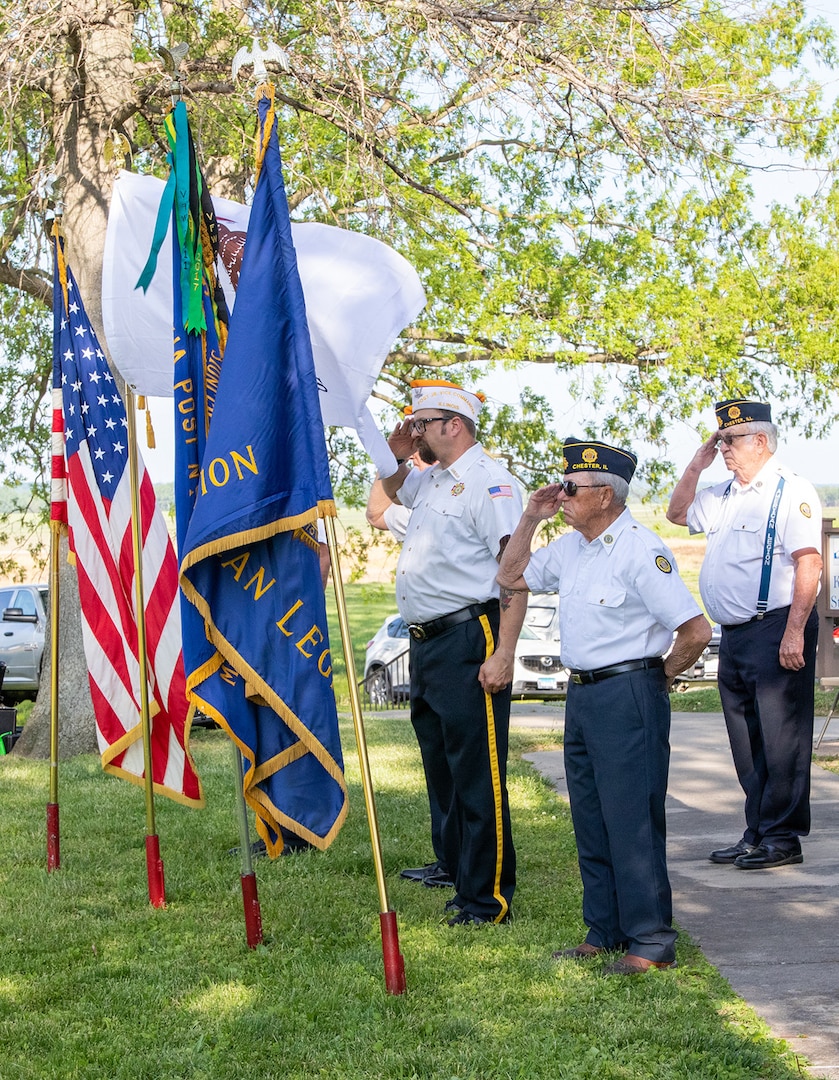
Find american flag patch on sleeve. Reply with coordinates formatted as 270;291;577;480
488;484;513;499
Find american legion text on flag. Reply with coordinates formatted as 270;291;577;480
52;232;203;806
173;88;347;856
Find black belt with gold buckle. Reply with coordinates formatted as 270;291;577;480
569;656;664;685
408;599;499;643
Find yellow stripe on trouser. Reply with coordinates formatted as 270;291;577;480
478;613;508;922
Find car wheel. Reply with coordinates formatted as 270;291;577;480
365;665;392;706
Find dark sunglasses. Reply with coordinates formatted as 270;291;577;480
716;432;753;447
559;480;608;497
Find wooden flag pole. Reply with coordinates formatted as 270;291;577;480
231;743;264;947
46;519;62;871
124;387;166;907
323;514;406;995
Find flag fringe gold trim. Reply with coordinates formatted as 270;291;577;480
99;705;206;809
179;500;337;575
253;83;276;187
180;578;348;851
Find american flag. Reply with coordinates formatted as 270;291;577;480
52;235;203;806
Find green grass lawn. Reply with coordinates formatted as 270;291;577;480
0;713;814;1080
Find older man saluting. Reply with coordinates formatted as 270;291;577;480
667;399;822;869
481;438;710;973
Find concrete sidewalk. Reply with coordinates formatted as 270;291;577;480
513;703;839;1080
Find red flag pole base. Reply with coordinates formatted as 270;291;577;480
380;910;407;995
241;872;263;948
46;802;60;872
145;834;166;908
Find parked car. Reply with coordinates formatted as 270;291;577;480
0;584;48;701
523;594;560;641
363;614;410;706
700;624;721;680
511;623;568;698
363;612;569;705
670;622;720;689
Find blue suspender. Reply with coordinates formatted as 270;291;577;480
757;477;785;619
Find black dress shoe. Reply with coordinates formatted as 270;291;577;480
227;839;268;858
734;843;803;870
422;868;455;888
709;838;755;864
446;910;511;926
400;861;438;881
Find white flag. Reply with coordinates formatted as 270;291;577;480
102;170;426;433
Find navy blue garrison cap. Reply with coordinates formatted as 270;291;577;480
561;438;637;483
715;399;772;430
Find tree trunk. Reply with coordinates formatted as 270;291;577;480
13;0;136;759
13;531;99;757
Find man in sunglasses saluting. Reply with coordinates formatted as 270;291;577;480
479;438;711;973
667;400;822;870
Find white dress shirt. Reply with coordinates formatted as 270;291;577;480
394;443;522;623
524;508;701;671
687;458;822;626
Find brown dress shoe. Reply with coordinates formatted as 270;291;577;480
551;942;606;961
602;953;677;975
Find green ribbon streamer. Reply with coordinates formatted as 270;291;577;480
136;100;206;333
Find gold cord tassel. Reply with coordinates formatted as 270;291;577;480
145;406;156;449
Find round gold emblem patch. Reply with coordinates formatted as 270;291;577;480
560;456;568;472
800;502;811;518
728;405;741;420
582;448;598;464
655;555;672;574
451;482;465;496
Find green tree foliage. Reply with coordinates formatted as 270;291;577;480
0;0;838;508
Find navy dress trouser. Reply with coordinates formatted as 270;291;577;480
564;666;676;963
409;611;515;922
718;606;818;848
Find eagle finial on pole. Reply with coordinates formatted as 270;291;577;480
158;42;190;102
231;37;289;83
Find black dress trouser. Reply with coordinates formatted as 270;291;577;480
409;609;515;922
718;605;818;847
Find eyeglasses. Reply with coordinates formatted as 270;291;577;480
716;432;753;447
410;416;449;435
559;480;608;497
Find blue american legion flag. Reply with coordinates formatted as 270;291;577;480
51;233;203;805
173;90;347;855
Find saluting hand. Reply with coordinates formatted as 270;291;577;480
692;433;720;471
387;420;418;461
525;484;565;522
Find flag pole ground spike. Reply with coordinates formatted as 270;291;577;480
232;743;263;948
125;387;166;908
46;519;62;871
324;515;406;994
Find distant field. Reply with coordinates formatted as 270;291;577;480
2;496;835;612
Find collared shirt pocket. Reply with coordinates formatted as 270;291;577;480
585;585;627;632
429;499;466;521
